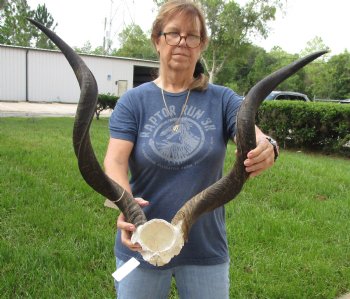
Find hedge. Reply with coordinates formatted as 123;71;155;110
95;93;119;120
256;101;350;157
94;95;350;157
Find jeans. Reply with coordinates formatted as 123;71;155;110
115;259;230;299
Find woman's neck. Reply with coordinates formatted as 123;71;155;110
155;72;193;93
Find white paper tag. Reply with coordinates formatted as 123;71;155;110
112;258;140;282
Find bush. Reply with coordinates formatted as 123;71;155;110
95;93;119;119
256;101;350;157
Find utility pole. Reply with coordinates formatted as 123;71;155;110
102;0;135;55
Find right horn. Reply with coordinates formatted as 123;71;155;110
171;50;328;241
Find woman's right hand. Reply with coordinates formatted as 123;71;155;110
116;197;149;252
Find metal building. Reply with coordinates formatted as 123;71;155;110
0;44;159;103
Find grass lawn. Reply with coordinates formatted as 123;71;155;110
0;117;349;298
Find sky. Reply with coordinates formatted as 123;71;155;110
26;0;349;56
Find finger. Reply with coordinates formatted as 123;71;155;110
134;197;150;207
245;154;274;172
245;140;273;166
117;212;126;221
117;212;126;225
245;148;275;174
118;222;136;232
245;162;265;174
117;213;136;231
249;168;265;178
247;139;269;159
121;230;142;251
115;212;125;228
245;149;269;167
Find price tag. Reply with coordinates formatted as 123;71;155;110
112;258;140;282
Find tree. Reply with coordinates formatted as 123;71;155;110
74;41;93;54
300;36;330;60
113;24;158;60
0;0;33;46
266;47;308;92
216;43;269;94
153;0;165;6
299;38;350;100
305;60;332;100
0;0;7;10
326;51;350;99
154;0;282;82
204;0;285;83
32;3;57;49
74;41;106;56
0;0;57;49
301;37;330;99
153;0;283;83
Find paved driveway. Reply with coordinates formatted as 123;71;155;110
0;101;112;117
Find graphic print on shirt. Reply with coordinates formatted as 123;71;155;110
140;104;217;170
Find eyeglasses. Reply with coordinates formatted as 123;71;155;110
160;32;202;48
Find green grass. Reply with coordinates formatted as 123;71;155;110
0;117;349;298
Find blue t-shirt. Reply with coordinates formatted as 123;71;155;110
109;81;242;269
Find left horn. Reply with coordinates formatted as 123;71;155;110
28;19;147;227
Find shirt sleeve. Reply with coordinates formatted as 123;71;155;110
109;94;138;143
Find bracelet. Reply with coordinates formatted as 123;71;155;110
115;189;125;203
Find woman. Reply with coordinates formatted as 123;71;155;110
104;1;278;298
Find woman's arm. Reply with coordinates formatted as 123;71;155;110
104;138;148;251
104;138;134;193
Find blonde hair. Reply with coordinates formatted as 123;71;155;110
151;0;209;91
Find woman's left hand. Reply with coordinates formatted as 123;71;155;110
244;137;275;177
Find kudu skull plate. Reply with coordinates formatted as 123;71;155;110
29;19;327;266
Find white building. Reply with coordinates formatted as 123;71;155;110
0;44;159;103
